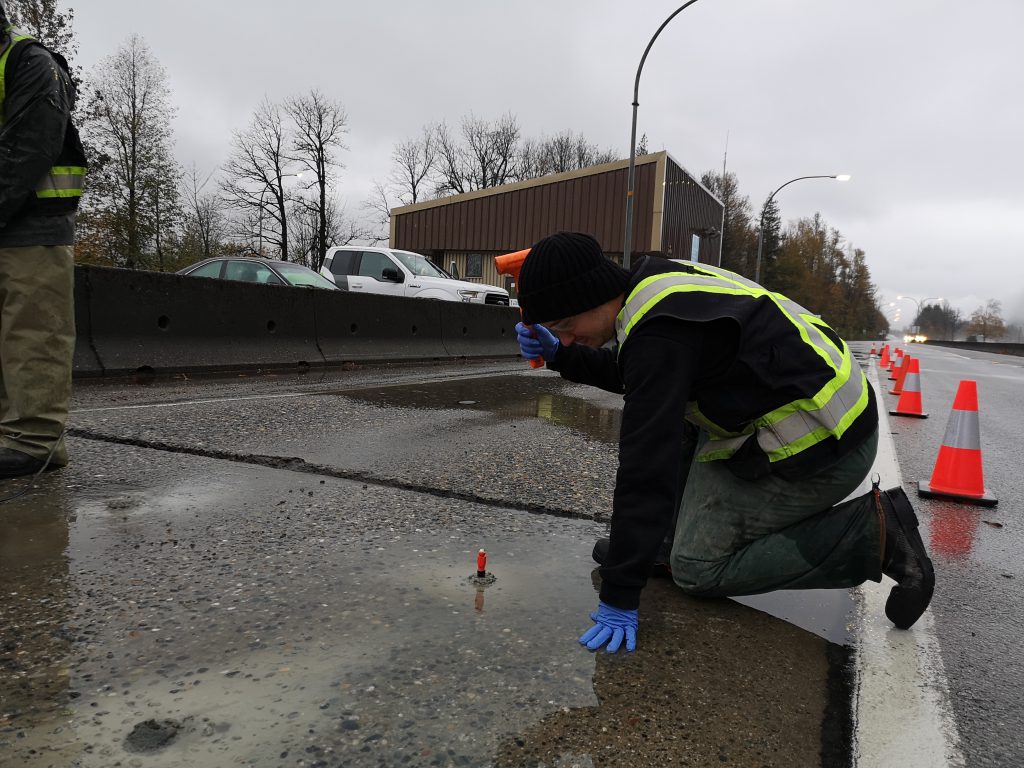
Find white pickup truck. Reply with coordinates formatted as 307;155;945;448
320;246;510;306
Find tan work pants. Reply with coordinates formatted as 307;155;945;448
0;245;75;465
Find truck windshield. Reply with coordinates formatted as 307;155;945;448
392;250;451;279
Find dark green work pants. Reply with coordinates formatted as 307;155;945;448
670;428;882;597
0;245;74;466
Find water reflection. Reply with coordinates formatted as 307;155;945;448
928;500;981;558
0;488;77;765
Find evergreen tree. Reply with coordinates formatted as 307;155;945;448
757;196;782;284
700;170;755;276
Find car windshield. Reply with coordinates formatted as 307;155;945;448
274;263;338;289
391;250;450;278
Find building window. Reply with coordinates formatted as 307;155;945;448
466;253;482;278
690;234;701;262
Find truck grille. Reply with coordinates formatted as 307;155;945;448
485;293;510;306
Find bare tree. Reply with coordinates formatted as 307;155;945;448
434;113;520;196
391;127;436;205
285;89;349;271
290;197;368;268
362;180;394;242
518;130;618;180
221;98;297;261
181;165;227;263
79;34;180;269
363;127;437;238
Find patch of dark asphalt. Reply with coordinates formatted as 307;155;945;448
124;717;187;753
66;426;607;524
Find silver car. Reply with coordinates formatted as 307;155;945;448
178;257;339;290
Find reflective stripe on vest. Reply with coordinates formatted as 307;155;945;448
35;165;85;197
0;24;32;113
615;264;870;463
0;26;87;200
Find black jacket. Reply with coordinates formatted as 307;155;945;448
0;32;78;246
549;257;877;610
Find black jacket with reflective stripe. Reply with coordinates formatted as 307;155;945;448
618;256;876;480
0;26;86;245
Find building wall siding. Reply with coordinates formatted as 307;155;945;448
661;158;723;264
393;160;658;256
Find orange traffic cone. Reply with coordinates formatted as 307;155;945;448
889;357;927;418
888;350;901;372
888;353;902;380
879;345;891;368
918;380;997;506
889;354;912;394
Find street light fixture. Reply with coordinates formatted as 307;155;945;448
622;0;704;270
753;174;850;284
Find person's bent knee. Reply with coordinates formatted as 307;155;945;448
670;553;726;597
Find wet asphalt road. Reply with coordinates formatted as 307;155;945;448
0;359;855;768
876;342;1024;768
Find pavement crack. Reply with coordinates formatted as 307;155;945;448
66;427;605;523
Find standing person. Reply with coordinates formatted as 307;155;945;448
0;2;86;478
514;232;934;653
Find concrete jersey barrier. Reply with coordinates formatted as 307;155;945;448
73;265;521;377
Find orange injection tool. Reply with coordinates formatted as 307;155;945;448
494;248;544;369
476;549;487;578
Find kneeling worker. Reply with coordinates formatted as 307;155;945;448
514;232;934;653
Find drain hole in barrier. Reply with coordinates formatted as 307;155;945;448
134;366;155;385
411;325;418;335
267;320;277;333
350;323;359;334
157;315;170;331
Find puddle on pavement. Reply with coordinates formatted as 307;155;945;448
331;374;623;444
1;434;854;767
0;484;609;767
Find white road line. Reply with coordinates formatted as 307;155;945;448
72;391;314;413
852;357;964;768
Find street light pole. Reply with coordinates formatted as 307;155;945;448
754;174;850;285
623;0;703;270
896;295;942;332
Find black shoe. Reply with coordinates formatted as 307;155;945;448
592;537;673;578
0;447;53;479
879;486;935;629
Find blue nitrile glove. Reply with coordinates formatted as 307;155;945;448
579;601;638;653
515;321;560;362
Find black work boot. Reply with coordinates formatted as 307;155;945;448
592;537;673;578
0;447;51;479
878;485;935;629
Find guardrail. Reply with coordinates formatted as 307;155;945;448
922;339;1024;357
73;265;520;377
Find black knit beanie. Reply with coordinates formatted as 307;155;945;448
518;232;631;325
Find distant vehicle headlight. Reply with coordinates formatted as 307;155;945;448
458;289;481;302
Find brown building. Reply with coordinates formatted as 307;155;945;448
390;151;723;295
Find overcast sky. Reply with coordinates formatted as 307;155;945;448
72;0;1024;325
